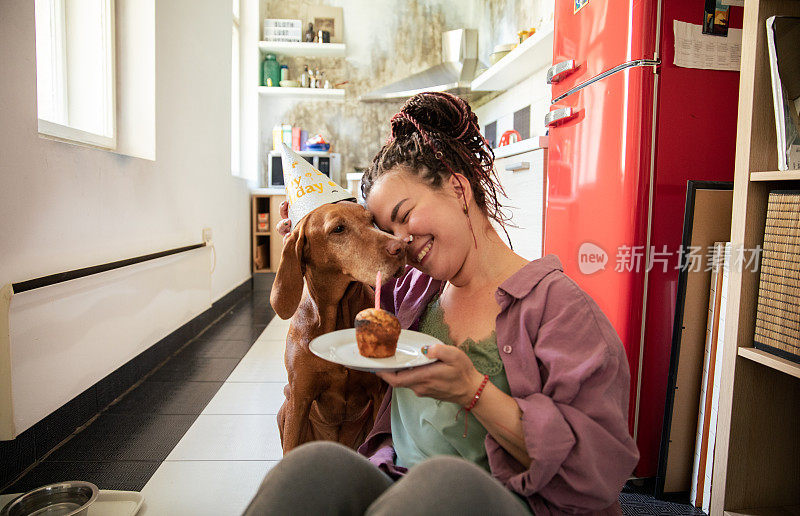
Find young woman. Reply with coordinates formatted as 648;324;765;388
246;92;638;515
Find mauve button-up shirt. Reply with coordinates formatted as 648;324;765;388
357;255;639;515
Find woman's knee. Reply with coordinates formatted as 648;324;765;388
245;441;392;516
407;455;488;484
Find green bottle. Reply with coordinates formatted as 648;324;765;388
263;53;281;87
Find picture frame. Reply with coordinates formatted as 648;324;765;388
305;5;343;44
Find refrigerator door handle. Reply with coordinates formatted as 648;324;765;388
544;107;576;127
547;60;577;84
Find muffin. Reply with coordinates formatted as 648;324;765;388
355;308;400;358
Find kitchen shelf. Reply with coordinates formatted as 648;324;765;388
750;170;800;181
258;41;346;58
470;21;554;93
258;86;345;100
738;348;800;380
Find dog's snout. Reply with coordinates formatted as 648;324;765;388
386;238;403;256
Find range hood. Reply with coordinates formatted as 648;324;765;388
360;29;486;102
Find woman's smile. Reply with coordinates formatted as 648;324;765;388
413;237;434;264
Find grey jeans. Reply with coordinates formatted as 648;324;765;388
243;441;531;516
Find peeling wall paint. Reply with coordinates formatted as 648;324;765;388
257;0;552;183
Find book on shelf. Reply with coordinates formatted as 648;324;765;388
766;16;800;171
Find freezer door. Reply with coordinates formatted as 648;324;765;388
545;65;656;429
551;0;659;99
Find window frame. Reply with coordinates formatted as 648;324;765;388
231;0;242;176
35;0;117;150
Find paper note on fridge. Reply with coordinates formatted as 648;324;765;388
673;21;742;71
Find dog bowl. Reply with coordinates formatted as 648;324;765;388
0;481;98;516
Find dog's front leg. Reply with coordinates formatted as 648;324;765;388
280;371;318;454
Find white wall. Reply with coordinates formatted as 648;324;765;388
0;0;251;305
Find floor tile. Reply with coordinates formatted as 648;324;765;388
147;356;240;382
226;354;286;383
199;324;266;343
202;383;285;415
107;381;222;415
2;461;161;494
140;461;276;516
45;414;195;462
165;415;282;461
179;338;254;359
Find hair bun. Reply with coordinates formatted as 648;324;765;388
397;92;480;144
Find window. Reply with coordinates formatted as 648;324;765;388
35;0;116;149
231;0;241;176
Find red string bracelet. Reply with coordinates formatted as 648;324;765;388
456;374;490;438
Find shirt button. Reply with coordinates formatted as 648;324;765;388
503;345;512;354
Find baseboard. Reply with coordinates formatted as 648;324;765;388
0;277;253;491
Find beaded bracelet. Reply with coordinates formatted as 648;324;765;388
456;374;490;438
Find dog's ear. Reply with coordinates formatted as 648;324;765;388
270;224;307;319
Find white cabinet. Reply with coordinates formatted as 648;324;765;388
493;148;547;261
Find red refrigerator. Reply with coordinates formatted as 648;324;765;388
545;0;741;477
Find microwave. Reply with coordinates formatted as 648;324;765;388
266;151;341;189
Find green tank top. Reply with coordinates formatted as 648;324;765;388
391;294;512;472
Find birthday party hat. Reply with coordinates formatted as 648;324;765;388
281;143;356;226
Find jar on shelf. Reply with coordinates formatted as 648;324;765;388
263;53;281;87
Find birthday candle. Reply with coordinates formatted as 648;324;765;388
375;270;382;310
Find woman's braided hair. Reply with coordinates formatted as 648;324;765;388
361;92;511;233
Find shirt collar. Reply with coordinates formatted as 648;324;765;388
497;254;564;299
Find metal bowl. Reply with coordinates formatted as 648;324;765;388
0;481;98;516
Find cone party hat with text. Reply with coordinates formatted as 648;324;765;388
281;143;355;226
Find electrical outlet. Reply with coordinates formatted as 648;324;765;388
202;227;213;243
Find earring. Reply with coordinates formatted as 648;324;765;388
463;204;468;214
403;234;414;244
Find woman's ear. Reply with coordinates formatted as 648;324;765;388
448;173;473;207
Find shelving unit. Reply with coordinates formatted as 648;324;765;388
711;1;800;515
257;41;346;58
257;86;344;100
749;169;800;181
251;195;273;273
470;21;554;92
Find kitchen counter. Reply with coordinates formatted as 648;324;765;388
250;187;286;195
493;136;548;159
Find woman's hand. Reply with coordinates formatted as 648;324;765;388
276;201;292;240
376;343;484;406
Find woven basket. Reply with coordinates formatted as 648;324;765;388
754;190;800;363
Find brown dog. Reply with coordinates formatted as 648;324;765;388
270;201;406;454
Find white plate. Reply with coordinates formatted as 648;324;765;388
309;328;440;372
0;490;143;516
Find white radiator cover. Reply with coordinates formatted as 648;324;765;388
0;246;212;440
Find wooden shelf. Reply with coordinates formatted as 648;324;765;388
255;231;270;236
253;268;271;273
725;506;800;516
258;86;344;100
257;41;346;58
738;348;800;380
470;22;554;92
750;170;800;181
711;1;800;514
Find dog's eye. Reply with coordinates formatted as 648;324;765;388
331;225;345;234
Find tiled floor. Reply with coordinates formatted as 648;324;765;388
0;278;707;515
